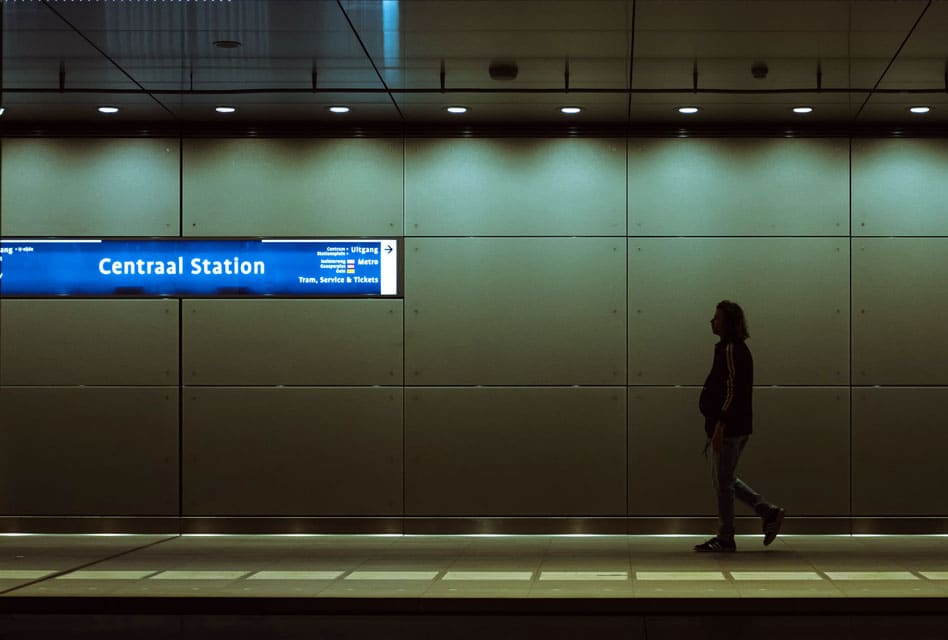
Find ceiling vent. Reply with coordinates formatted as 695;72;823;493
489;59;519;81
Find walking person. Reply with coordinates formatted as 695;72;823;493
694;300;785;552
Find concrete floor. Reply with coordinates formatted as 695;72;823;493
1;534;946;639
1;533;948;599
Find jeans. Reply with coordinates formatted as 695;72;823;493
711;435;769;540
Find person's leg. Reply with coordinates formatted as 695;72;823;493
729;439;785;545
712;435;749;541
734;478;768;514
735;476;788;522
730;438;769;514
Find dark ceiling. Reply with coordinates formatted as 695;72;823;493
1;0;946;127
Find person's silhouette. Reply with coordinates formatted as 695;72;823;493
694;300;785;552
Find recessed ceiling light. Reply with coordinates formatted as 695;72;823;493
213;40;242;49
98;106;119;114
445;106;469;114
677;106;699;115
560;106;582;114
793;106;813;114
215;106;236;114
328;106;351;114
908;106;931;114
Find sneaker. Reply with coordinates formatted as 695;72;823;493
762;507;785;546
693;537;736;552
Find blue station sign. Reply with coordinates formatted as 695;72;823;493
0;238;400;297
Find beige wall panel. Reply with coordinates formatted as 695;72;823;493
628;387;710;516
853;388;948;516
405;138;625;236
1;138;180;236
853;139;948;235
405;388;626;516
737;388;850;516
0;300;179;386
628;138;849;236
629;238;849;385
183;139;402;236
182;299;403;385
183;388;402;515
853;238;948;384
629;387;849;516
406;238;626;385
0;388;178;515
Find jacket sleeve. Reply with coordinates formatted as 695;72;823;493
718;343;749;429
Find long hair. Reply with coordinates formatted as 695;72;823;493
717;300;749;341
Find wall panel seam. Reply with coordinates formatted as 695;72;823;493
849;134;854;527
402;134;408;524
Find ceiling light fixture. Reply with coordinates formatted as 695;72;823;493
445;106;468;114
560;106;582;114
677;106;699;115
215;106;236;114
328;106;351;113
793;106;813;114
98;106;119;114
908;106;931;114
0;107;5;117
213;40;242;49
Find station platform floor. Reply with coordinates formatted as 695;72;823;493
1;533;946;638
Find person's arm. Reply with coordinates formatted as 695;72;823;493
712;342;738;447
711;420;725;453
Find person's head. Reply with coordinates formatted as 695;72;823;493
710;300;749;341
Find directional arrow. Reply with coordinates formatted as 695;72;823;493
384;244;393;254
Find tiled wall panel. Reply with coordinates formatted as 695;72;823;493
0;388;179;515
739;388;850;516
405;138;626;236
853;139;948;236
406;388;627;516
628;138;849;236
1;134;946;523
853;238;948;385
853;388;948;516
628;387;850;516
183;388;403;516
628;387;711;516
1;138;180;236
182;139;402;237
629;238;849;386
183;299;403;385
0;300;179;386
406;237;626;385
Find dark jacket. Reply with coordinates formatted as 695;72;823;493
699;339;753;437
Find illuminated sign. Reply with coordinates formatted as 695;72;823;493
0;238;400;297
